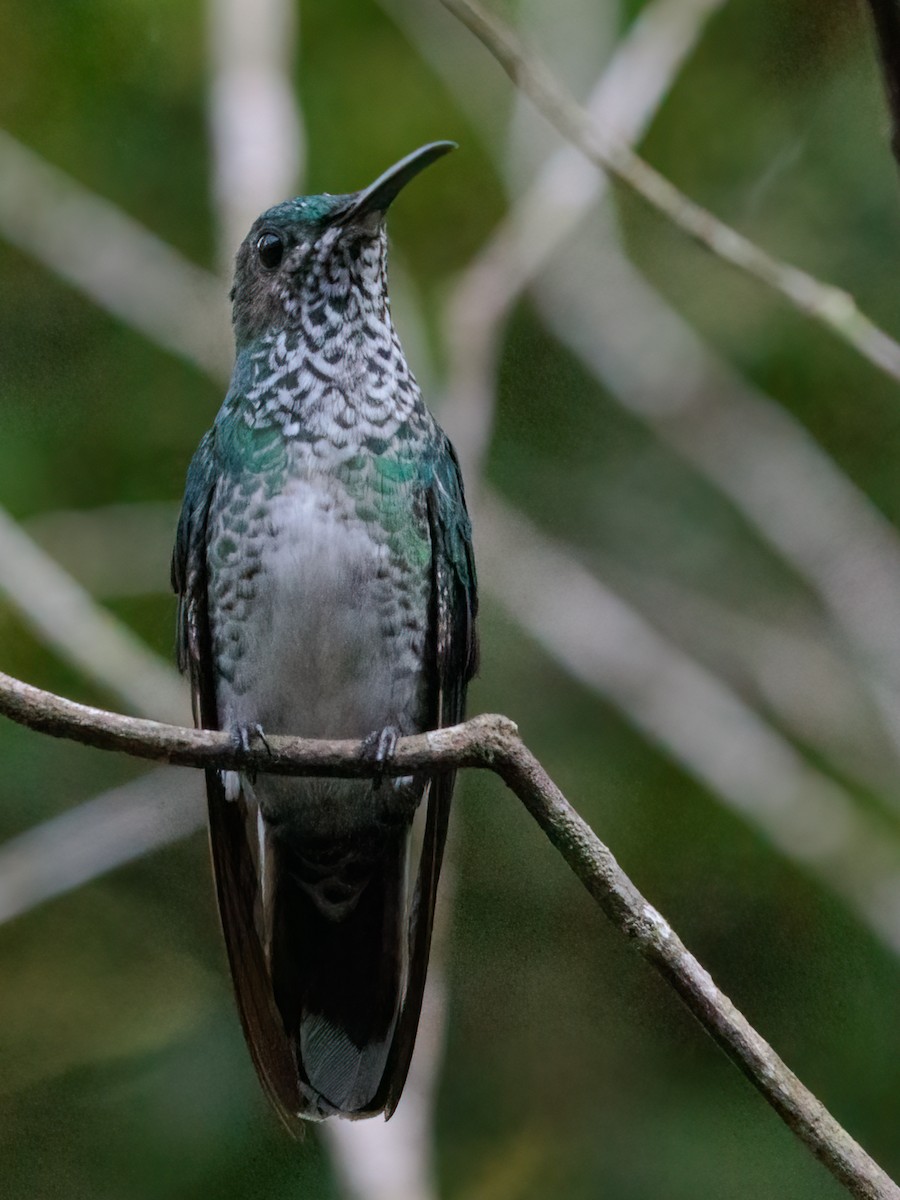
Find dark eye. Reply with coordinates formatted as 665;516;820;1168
256;232;284;269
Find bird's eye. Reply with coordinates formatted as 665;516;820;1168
256;232;284;269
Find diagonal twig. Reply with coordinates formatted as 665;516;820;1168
0;129;232;379
439;0;900;386
532;209;900;761
0;768;203;924
438;0;728;481
431;0;900;770
477;492;900;955
0;668;896;1200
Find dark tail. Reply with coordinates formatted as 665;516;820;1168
272;832;408;1117
205;767;449;1127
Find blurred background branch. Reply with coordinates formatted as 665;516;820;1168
0;506;187;721
2;0;900;1195
441;0;900;383
438;0;729;482
477;494;900;953
532;216;900;762
0;768;202;924
429;0;900;779
206;0;305;274
0;129;232;379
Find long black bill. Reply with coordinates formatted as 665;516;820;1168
342;141;457;221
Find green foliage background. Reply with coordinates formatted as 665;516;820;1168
1;1;899;1197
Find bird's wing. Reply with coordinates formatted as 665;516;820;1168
171;429;218;729
172;429;306;1133
380;433;479;1116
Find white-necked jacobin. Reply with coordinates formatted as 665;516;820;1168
172;142;478;1127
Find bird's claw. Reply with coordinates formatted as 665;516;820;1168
362;725;400;789
231;722;273;782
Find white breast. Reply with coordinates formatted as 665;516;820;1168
215;478;428;742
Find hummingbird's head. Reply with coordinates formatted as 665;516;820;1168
230;141;456;344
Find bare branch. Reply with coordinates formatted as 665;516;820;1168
0;668;896;1199
432;0;900;772
477;492;900;955
439;0;900;387
0;667;510;775
439;0;727;480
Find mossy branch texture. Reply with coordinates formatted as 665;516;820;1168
0;668;896;1198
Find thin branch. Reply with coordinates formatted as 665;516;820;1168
864;0;900;167
438;0;728;481
0;670;896;1200
431;0;900;772
439;0;900;386
477;492;900;956
0;668;508;775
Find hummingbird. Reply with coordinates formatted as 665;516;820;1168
171;142;478;1127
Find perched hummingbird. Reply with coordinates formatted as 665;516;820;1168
172;142;478;1127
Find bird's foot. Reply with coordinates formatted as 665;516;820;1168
231;722;273;783
361;725;400;790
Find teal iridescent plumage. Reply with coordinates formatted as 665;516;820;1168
172;143;477;1126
